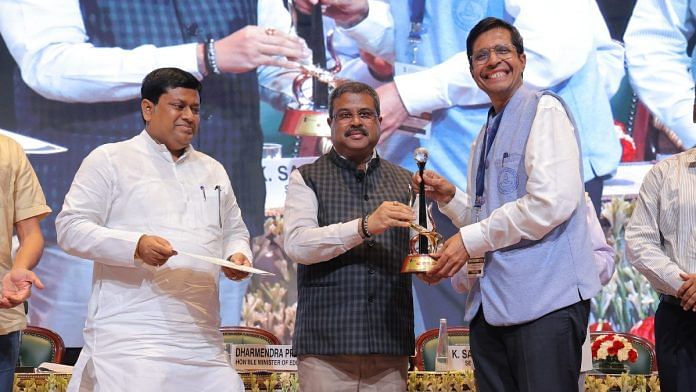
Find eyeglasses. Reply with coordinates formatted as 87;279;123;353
332;110;378;122
470;44;517;65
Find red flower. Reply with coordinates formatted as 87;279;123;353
590;320;614;332
630;317;656;345
612;340;625;351
628;349;638;363
614;121;637;162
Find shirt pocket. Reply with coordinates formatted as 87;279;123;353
494;152;523;196
195;185;223;229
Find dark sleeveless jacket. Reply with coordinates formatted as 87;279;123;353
293;149;415;356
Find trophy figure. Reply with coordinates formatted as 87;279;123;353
401;148;443;273
279;3;341;156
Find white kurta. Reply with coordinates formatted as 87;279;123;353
56;131;251;391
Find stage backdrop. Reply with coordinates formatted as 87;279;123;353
0;20;656;348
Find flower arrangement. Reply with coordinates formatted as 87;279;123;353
592;334;639;364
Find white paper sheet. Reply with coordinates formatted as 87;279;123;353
177;251;274;275
0;128;67;155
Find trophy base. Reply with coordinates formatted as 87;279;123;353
401;254;438;273
279;107;331;137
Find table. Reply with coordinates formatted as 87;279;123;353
13;371;661;391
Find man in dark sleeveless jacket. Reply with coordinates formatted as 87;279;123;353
418;18;601;392
283;82;416;391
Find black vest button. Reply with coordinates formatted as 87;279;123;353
186;23;199;37
363;194;369;200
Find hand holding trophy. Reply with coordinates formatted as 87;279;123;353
279;1;341;145
401;148;444;273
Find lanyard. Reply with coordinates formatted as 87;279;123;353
408;0;426;64
474;109;503;208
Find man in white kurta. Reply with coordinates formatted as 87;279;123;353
56;68;251;391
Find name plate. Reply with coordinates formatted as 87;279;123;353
262;156;318;210
448;344;475;371
226;344;298;371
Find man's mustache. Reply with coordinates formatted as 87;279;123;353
344;127;369;137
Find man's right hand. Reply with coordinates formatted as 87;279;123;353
366;201;413;236
293;0;369;29
0;269;44;309
213;26;310;74
135;235;177;267
678;273;696;311
412;170;456;204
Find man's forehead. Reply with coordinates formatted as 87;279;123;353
162;87;200;100
335;92;375;107
473;28;512;49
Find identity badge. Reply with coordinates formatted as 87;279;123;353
466;257;484;278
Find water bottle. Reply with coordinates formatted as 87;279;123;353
435;318;449;372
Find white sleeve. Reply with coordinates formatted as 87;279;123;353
625;163;686;296
55;148;143;267
282;170;364;265
624;0;696;148
221;176;253;263
460;96;583;258
591;0;625;98
395;0;596;115
0;0;200;103
338;0;395;62
437;188;472;229
586;196;616;285
257;0;302;107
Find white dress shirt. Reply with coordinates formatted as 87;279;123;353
626;148;696;296
56;131;250;391
624;0;696;149
0;0;297;104
283;169;364;265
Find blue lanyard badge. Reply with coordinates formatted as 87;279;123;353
474;108;503;211
408;0;426;64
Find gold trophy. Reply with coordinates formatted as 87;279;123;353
279;2;341;155
278;61;339;139
401;148;443;273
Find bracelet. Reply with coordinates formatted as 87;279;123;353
361;214;373;238
205;38;221;75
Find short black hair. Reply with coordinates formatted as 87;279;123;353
466;17;524;61
328;81;380;118
141;67;202;104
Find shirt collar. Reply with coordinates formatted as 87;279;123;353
140;130;194;163
335;148;378;169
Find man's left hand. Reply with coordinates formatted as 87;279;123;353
223;253;252;281
426;234;469;279
678;273;696;311
0;268;44;309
